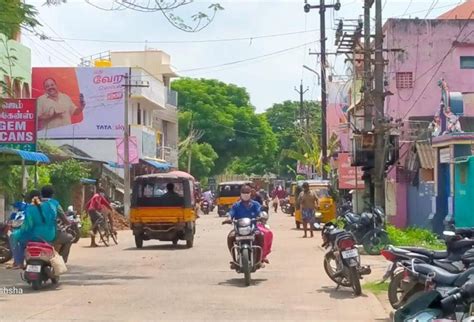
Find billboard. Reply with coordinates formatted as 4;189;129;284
0;99;37;151
338;152;365;189
32;67;127;139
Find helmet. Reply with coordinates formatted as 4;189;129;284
359;212;373;226
67;205;74;212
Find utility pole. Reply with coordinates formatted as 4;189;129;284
294;82;309;132
123;69;149;219
187;115;194;173
304;0;341;180
373;0;385;207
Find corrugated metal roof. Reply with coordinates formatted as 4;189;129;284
416;142;435;169
0;148;50;164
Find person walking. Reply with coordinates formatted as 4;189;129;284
297;182;319;238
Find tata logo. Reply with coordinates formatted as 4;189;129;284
93;75;124;84
96;124;113;130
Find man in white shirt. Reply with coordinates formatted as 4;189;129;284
37;78;85;130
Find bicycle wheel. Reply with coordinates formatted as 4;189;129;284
97;219;110;247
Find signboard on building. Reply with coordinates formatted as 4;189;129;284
116;136;139;165
338;152;365;189
32;67;127;139
0;99;37;151
439;147;452;163
296;161;312;175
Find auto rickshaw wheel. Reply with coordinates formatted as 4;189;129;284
135;235;144;249
172;238;179;246
186;235;194;248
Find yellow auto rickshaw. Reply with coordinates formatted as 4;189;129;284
294;180;336;229
288;181;302;216
130;171;197;248
216;180;252;217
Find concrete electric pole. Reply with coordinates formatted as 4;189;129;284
304;0;341;180
373;0;386;207
295;82;309;132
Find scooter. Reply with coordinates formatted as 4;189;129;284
201;200;210;215
23;242;60;290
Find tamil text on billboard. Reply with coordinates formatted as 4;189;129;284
32;67;127;139
0;99;37;151
338;152;365;189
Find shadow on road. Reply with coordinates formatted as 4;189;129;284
218;278;268;288
122;244;190;251
316;285;368;299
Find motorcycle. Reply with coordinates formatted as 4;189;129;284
391;250;474;310
23;241;60;290
224;212;268;286
280;198;292;215
394;280;474;322
382;230;474;309
0;222;12;264
342;206;388;255
321;222;371;296
201;200;210;215
57;208;81;244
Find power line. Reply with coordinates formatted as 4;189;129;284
47;29;319;44
394;1;461;18
401;11;474;120
24;34;78;66
37;18;84;59
164;41;317;74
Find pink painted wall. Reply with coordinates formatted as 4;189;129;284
384;19;474;119
384;19;474;227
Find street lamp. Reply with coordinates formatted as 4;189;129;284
302;65;321;85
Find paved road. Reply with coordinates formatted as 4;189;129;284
0;211;388;321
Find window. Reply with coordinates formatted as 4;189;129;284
460;56;474;69
396;72;413;89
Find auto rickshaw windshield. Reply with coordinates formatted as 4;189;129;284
135;180;185;207
218;184;242;197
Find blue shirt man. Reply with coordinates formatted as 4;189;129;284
229;200;261;220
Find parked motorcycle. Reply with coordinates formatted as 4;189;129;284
23;241;60;290
201;200;210;215
0;223;12;264
390;250;474;310
321;222;371;296
224;212;268;286
382;230;474;309
280;198;292;215
394;279;474;321
342;206;388;255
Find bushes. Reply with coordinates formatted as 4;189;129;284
387;225;445;250
80;213;92;238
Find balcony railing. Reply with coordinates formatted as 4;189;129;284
167;89;178;108
157;146;178;167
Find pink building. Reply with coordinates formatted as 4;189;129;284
383;14;474;227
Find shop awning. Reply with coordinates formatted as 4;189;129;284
0;148;50;165
416;142;436;169
141;158;171;171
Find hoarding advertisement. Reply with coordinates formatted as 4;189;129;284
338;152;365;189
32;67;127;139
0;99;37;151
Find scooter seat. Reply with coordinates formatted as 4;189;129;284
388;246;432;262
414;263;474;286
401;247;448;259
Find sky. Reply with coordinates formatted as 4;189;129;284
23;0;465;112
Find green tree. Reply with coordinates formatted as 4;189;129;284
264;100;321;177
172;78;277;176
0;0;40;39
178;142;218;180
48;159;90;207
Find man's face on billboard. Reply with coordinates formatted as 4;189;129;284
44;79;58;97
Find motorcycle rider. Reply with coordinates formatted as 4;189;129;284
10;190;57;269
41;186;74;263
251;188;263;206
222;185;268;267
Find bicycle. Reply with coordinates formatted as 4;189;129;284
96;212;118;247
